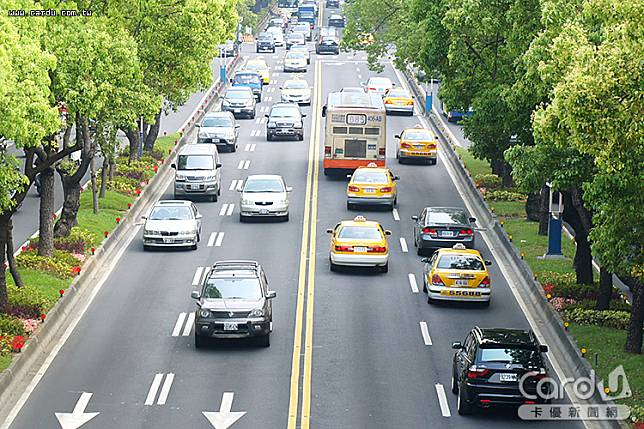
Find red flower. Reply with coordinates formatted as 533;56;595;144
542;283;555;295
12;335;26;352
70;266;81;275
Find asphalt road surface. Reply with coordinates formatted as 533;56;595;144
4;5;585;429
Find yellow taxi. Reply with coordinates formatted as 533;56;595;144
395;126;438;165
383;88;414;116
346;163;398;211
327;216;391;273
245;59;270;85
421;244;492;305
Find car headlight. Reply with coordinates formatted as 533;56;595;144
294;121;303;129
175;174;186;181
199;309;211;318
278;199;289;205
248;308;265;318
203;175;216;181
241;199;253;205
144;230;160;235
245;99;255;107
179;230;197;235
222;100;231;106
267;122;277;128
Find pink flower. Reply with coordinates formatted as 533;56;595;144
22;319;39;334
72;253;86;262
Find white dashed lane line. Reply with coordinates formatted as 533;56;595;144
408;273;419;293
267;96;273;102
244;143;256;151
171;312;194;337
237;160;250;170
419;321;432;345
255;117;261;125
392;208;400;221
399;237;408;252
145;373;174;406
260;117;267;124
218;204;235;216
229;179;242;191
435;384;452;417
250;130;260;137
207;232;225;247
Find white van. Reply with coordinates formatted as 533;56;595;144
172;144;222;202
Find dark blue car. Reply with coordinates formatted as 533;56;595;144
231;71;263;102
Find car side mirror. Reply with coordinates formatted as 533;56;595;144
141;215;147;220
421;257;430;263
346;174;352;179
411;215;418;221
392;82;396;87
265;114;270;118
301;114;306;118
384;230;392;236
229;79;233;83
469;217;476;223
539;345;548;353
216;163;222;169
191;290;201;299
326;228;334;234
266;290;277;299
195;124;201;128
321;105;327;117
393;176;400;181
485;260;492;266
452;341;464;350
360;82;366;87
171;163;176;169
394;134;401;139
195;213;203;219
286;186;293;192
235;124;241;128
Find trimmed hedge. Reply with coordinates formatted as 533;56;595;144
564;308;631;330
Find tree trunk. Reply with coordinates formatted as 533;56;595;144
596;267;613;310
0;216;9;308
90;157;99;214
573;233;594;285
525;191;540;222
99;156;108;198
144;110;162;152
623;276;643;354
38;167;55;257
125;128;141;161
491;159;514;188
538;184;549;236
5;218;22;288
54;171;82;238
562;189;594;285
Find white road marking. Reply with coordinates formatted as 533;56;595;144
202;392;246;429
255;117;261;125
273;72;280;77
215;232;225;247
144;373;164;405
226;204;235;216
207;233;217;246
420;321;433;345
267;96;273;102
392;208;400;221
229;180;240;191
182;312;195;336
156;373;175;406
172;313;187;336
219;205;228;216
261;106;268;113
249;143;256;152
357;73;362;80
237;160;245;169
435;384;451;417
236;180;244;191
408;273;419;293
192;267;204;285
243;160;250;169
260;117;267;124
54;392;99;429
244;144;251;151
399;237;408;252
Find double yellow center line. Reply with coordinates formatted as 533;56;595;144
287;44;323;429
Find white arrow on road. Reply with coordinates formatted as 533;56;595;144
203;392;246;429
55;392;99;429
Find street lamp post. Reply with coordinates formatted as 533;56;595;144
425;78;434;116
541;182;565;259
139;116;144;158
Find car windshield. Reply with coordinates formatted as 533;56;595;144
338;226;382;240
226;90;251;100
369;77;392;87
388;89;410;98
202;117;232;127
244;178;284;193
437;254;484;270
149;206;193;220
177;155;214;170
287;52;305;59
427;211;468;224
352;171;388;184
341;87;363;93
289;34;305;40
478;347;539;364
285;81;308;89
321;39;337;45
246;63;266;71
294;24;309;31
271;106;300;117
203;278;262;300
404;129;433;140
258;34;273;41
234;74;260;84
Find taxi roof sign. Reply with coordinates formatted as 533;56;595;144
452;243;467;250
353;215;367;222
366;162;378;167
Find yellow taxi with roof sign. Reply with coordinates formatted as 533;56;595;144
346;163;398;211
422;244;492;305
327;216;391;273
245;59;270;85
395;126;438;165
383;87;414;116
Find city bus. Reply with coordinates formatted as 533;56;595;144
321;91;387;176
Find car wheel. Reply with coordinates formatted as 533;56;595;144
398;157;404;164
283;213;290;222
267;134;273;142
427;293;435;305
389;203;395;211
217;187;221;197
211;194;218;202
481;299;491;308
298;133;304;141
251;110;256;119
257;333;270;347
239;214;246;223
457;387;473;415
417;246;424;256
451;368;459;394
330;259;337;272
143;244;150;251
422;277;428;293
380;262;388;273
191;243;198;251
195;334;206;349
257;94;262;103
432;159;438;165
230;144;237;153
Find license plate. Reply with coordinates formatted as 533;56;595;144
456;279;469;286
234;109;241;113
500;373;518;382
223;322;238;331
163;238;174;244
363;188;375;193
353;246;367;253
260;209;269;214
441;290;482;297
414;145;425;149
211;138;220;143
440;230;454;237
187;184;193;190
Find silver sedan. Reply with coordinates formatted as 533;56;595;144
142;200;202;250
239;175;292;222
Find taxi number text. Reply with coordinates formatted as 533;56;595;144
440;290;481;297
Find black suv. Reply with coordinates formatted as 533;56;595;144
191;260;276;347
315;36;340;55
326;0;340;7
451;327;550;414
256;32;275;53
266;103;306;141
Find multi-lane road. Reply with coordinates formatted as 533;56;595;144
3;5;585;429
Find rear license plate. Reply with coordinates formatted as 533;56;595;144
414;145;425;149
363;188;375;193
441;290;482;297
234;109;241;113
440;230;454;237
211;138;220;143
260;209;269;214
500;373;518;382
223;322;238;331
353;246;367;253
163;238;174;244
456;279;469;286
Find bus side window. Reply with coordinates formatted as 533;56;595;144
321;105;327;117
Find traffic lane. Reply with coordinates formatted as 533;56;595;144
309;60;447;428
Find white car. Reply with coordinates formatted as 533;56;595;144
284;51;307;72
362;76;395;97
289;45;310;64
281;78;311;105
142;200;202;250
266;26;285;46
239;175;292;221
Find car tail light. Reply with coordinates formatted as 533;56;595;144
368;87;376;91
401;142;411;149
368;246;386;253
384;99;392;104
380;186;392;192
406;100;414;105
335;245;353;252
427;143;436;149
422;227;437;236
480;399;492;403
479;276;490;287
378;147;386;157
324;146;332;157
348;185;360;192
459;228;473;236
467;366;491;379
524;400;536;405
431;274;444;286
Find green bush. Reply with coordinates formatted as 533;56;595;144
62;226;97;249
564;308;631;330
0;314;26;336
16;249;80;279
104;176;139;196
473;173;501;189
567;298;632;312
486;189;527;201
630;404;644;425
6;283;55;317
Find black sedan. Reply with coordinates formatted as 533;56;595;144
411;207;476;254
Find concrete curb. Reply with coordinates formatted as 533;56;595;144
0;49;244;417
402;69;626;429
